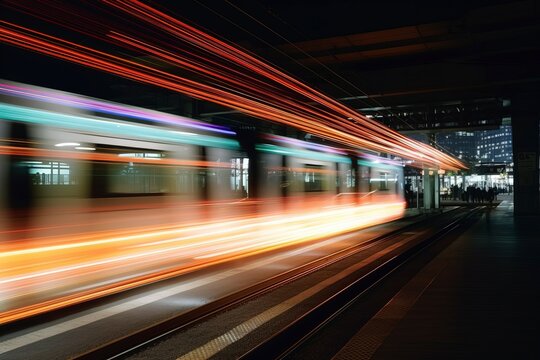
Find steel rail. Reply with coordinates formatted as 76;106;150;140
71;208;464;359
237;207;482;360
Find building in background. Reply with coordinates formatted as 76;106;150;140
477;125;513;164
436;131;478;163
406;126;513;193
430;125;513;165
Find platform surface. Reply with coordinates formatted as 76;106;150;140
336;195;540;359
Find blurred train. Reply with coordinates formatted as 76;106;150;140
0;80;404;209
1;81;409;323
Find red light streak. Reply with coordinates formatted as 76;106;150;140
0;2;467;170
104;0;465;170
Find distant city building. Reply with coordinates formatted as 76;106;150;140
407;126;514;191
436;131;478;163
477;125;513;163
406;125;513;166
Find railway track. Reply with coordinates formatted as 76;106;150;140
69;207;481;360
239;206;483;359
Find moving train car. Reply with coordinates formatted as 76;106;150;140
0;81;242;207
1;80;404;209
1;81;407;324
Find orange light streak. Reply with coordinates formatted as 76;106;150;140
104;0;466;170
0;16;466;170
0;145;231;168
0;198;404;324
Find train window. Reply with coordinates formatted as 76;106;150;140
25;161;75;185
231;157;249;196
109;161;168;194
104;146;169;195
304;164;323;192
372;171;389;191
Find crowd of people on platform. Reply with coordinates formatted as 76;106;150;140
404;180;508;208
451;184;498;204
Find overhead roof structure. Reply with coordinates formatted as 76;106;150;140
250;0;539;133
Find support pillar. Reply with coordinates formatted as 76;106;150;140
435;172;440;208
423;170;433;209
512;94;540;215
423;169;440;210
416;175;420;209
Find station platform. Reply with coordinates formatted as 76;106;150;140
335;196;540;359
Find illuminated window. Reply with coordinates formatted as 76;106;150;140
304;164;324;192
25;161;74;185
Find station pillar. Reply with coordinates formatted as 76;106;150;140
425;133;441;209
512;94;540;215
435;171;440;208
423;169;440;210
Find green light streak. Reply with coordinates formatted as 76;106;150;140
256;143;349;163
0;104;239;150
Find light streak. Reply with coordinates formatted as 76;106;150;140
54;142;80;147
0;145;232;168
256;144;350;163
104;0;466;169
263;134;347;155
0;103;240;149
0;198;404;324
0;2;467;324
0;82;236;135
0;11;466;170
